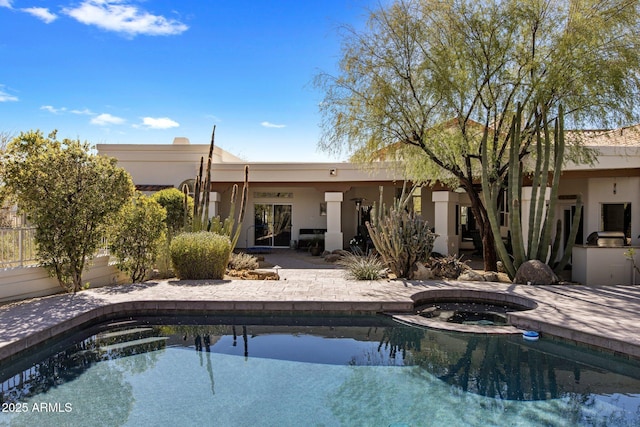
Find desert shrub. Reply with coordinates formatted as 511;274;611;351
1;130;134;292
170;231;231;280
429;254;470;279
109;193;166;283
338;252;385;280
228;252;259;270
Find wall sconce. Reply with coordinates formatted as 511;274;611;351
613;182;617;195
329;168;337;176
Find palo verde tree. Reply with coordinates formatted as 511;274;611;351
316;0;640;271
1;130;134;292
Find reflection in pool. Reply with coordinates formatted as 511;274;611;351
1;316;640;426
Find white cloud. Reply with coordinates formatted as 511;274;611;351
63;0;188;37
91;113;125;125
22;7;57;23
0;1;12;9
0;87;18;102
261;121;286;129
71;108;94;115
139;117;179;129
41;105;66;114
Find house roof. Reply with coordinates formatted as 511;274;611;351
567;124;640;147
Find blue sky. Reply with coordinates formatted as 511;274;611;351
0;0;376;161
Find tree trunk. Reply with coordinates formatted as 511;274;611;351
467;187;498;272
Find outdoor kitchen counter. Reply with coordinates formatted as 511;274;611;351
572;245;640;285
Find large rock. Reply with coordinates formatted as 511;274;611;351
482;272;500;282
513;260;559;285
324;253;342;263
409;262;433;280
458;270;486;282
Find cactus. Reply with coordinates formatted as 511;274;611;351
482;104;582;279
183;126;249;251
366;183;437;278
209;165;249;250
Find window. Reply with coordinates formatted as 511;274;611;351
602;203;632;239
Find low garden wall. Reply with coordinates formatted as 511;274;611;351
0;256;128;303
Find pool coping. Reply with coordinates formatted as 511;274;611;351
2;277;640;362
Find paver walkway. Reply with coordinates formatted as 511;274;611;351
2;250;640;362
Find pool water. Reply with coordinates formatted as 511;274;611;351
1;315;640;427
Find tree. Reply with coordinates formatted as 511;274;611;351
316;0;640;271
1;130;134;292
151;187;193;238
110;193;167;283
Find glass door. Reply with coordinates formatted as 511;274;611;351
254;204;292;247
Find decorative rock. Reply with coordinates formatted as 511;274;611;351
513;260;559;285
226;270;279;280
409;262;433;280
324;253;342;263
458;270;486;282
482;272;500;282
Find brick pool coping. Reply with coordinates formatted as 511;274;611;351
2;276;640;361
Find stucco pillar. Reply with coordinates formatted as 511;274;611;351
432;191;459;256
324;192;343;251
208;192;221;218
520;187;550;252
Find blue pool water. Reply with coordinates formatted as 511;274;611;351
1;315;640;426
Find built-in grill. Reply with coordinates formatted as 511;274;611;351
586;231;627;247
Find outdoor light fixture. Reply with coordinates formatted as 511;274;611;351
329;168;337;176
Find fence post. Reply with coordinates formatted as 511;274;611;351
18;227;24;267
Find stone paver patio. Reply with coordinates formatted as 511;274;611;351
2;250;640;362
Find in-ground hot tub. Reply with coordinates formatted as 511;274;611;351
393;289;537;334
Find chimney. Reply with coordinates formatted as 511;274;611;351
173;137;190;145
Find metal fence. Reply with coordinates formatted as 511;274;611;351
0;227;38;268
0;227;110;269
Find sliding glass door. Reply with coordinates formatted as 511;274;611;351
254;204;292;247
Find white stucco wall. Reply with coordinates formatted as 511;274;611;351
0;256;128;303
584;176;640;246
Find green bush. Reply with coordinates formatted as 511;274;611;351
338;252;385;280
151;188;193;237
1;130;134;292
170;231;231;280
228;252;259;270
109;193;166;283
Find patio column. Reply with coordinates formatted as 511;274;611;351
432;191;459;256
208;192;221;218
520;187;550;253
324;192;343;252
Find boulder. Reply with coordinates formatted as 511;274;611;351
409;262;433;280
513;260;559;285
458;270;486;282
482;272;500;282
324;253;342;263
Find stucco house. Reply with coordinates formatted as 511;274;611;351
97;128;640;285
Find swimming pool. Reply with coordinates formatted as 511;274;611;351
1;315;640;426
